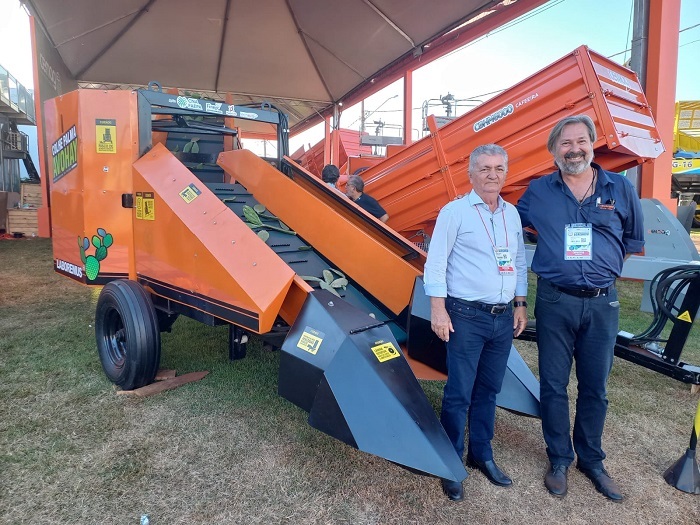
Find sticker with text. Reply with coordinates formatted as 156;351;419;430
371;341;400;363
297;327;324;355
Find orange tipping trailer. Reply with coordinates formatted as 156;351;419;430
357;46;664;240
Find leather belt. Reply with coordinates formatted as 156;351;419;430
548;281;613;298
450;297;510;314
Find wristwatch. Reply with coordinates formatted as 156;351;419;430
513;301;528;308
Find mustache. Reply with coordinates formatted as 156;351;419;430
564;152;586;160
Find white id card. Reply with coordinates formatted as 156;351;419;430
565;223;592;260
494;246;515;274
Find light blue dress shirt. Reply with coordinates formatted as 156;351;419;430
423;190;528;303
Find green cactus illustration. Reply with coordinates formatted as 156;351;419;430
78;228;113;280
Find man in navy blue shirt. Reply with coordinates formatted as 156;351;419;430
345;175;389;222
517;115;644;502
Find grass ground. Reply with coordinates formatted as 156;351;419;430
1;238;699;524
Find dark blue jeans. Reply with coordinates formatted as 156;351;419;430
440;298;513;461
535;278;619;470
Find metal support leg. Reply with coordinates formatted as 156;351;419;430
229;325;247;360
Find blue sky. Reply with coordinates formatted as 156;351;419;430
1;0;698;150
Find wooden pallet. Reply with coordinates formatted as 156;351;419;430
20;183;42;207
7;208;38;236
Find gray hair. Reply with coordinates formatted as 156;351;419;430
346;174;365;192
468;144;508;174
547;115;597;153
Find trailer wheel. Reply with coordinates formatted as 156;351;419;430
95;280;161;390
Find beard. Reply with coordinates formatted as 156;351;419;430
555;150;594;175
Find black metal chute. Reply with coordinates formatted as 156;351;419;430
279;290;468;482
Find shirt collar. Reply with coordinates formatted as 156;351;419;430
467;189;505;210
552;162;613;188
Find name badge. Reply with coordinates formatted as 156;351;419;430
494;246;515;275
565;223;592;260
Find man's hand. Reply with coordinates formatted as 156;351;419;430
430;297;454;342
513;306;527;337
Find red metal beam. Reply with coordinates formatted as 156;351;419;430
403;70;413;145
638;0;680;212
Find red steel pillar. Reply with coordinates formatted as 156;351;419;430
638;0;680;212
404;70;413;145
323;117;331;165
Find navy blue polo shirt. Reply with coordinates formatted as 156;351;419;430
355;192;387;219
517;163;644;288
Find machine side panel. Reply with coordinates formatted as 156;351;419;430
45;91;86;282
132;144;296;333
46;90;138;283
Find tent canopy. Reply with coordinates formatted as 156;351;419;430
24;0;547;131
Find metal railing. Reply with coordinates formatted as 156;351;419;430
0;64;35;123
2;129;29;153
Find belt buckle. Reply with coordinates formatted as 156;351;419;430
593;288;601;297
490;305;503;314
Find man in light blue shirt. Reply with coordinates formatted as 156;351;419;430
424;143;528;501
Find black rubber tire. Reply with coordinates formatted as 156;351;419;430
95;280;161;390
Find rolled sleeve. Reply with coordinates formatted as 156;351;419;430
622;179;645;255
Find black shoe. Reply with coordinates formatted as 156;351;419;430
440;478;464;501
544;464;568;497
577;465;624;502
466;456;513;487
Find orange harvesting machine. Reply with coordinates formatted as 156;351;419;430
44;46;661;482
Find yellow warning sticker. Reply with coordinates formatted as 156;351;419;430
95;119;116;154
179;183;201;203
678;311;693;323
371;341;400;362
297;327;324;355
135;192;155;220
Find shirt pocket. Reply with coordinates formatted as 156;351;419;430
590;207;613;227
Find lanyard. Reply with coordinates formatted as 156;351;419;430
476;204;508;248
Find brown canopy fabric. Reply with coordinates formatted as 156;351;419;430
24;0;546;131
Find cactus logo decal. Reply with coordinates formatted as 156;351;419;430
78;228;114;281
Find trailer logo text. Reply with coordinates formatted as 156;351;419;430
176;96;204;111
205;102;223;114
473;104;514;133
51;125;78;182
55;258;83;279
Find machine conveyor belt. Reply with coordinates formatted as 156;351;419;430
205;182;407;343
